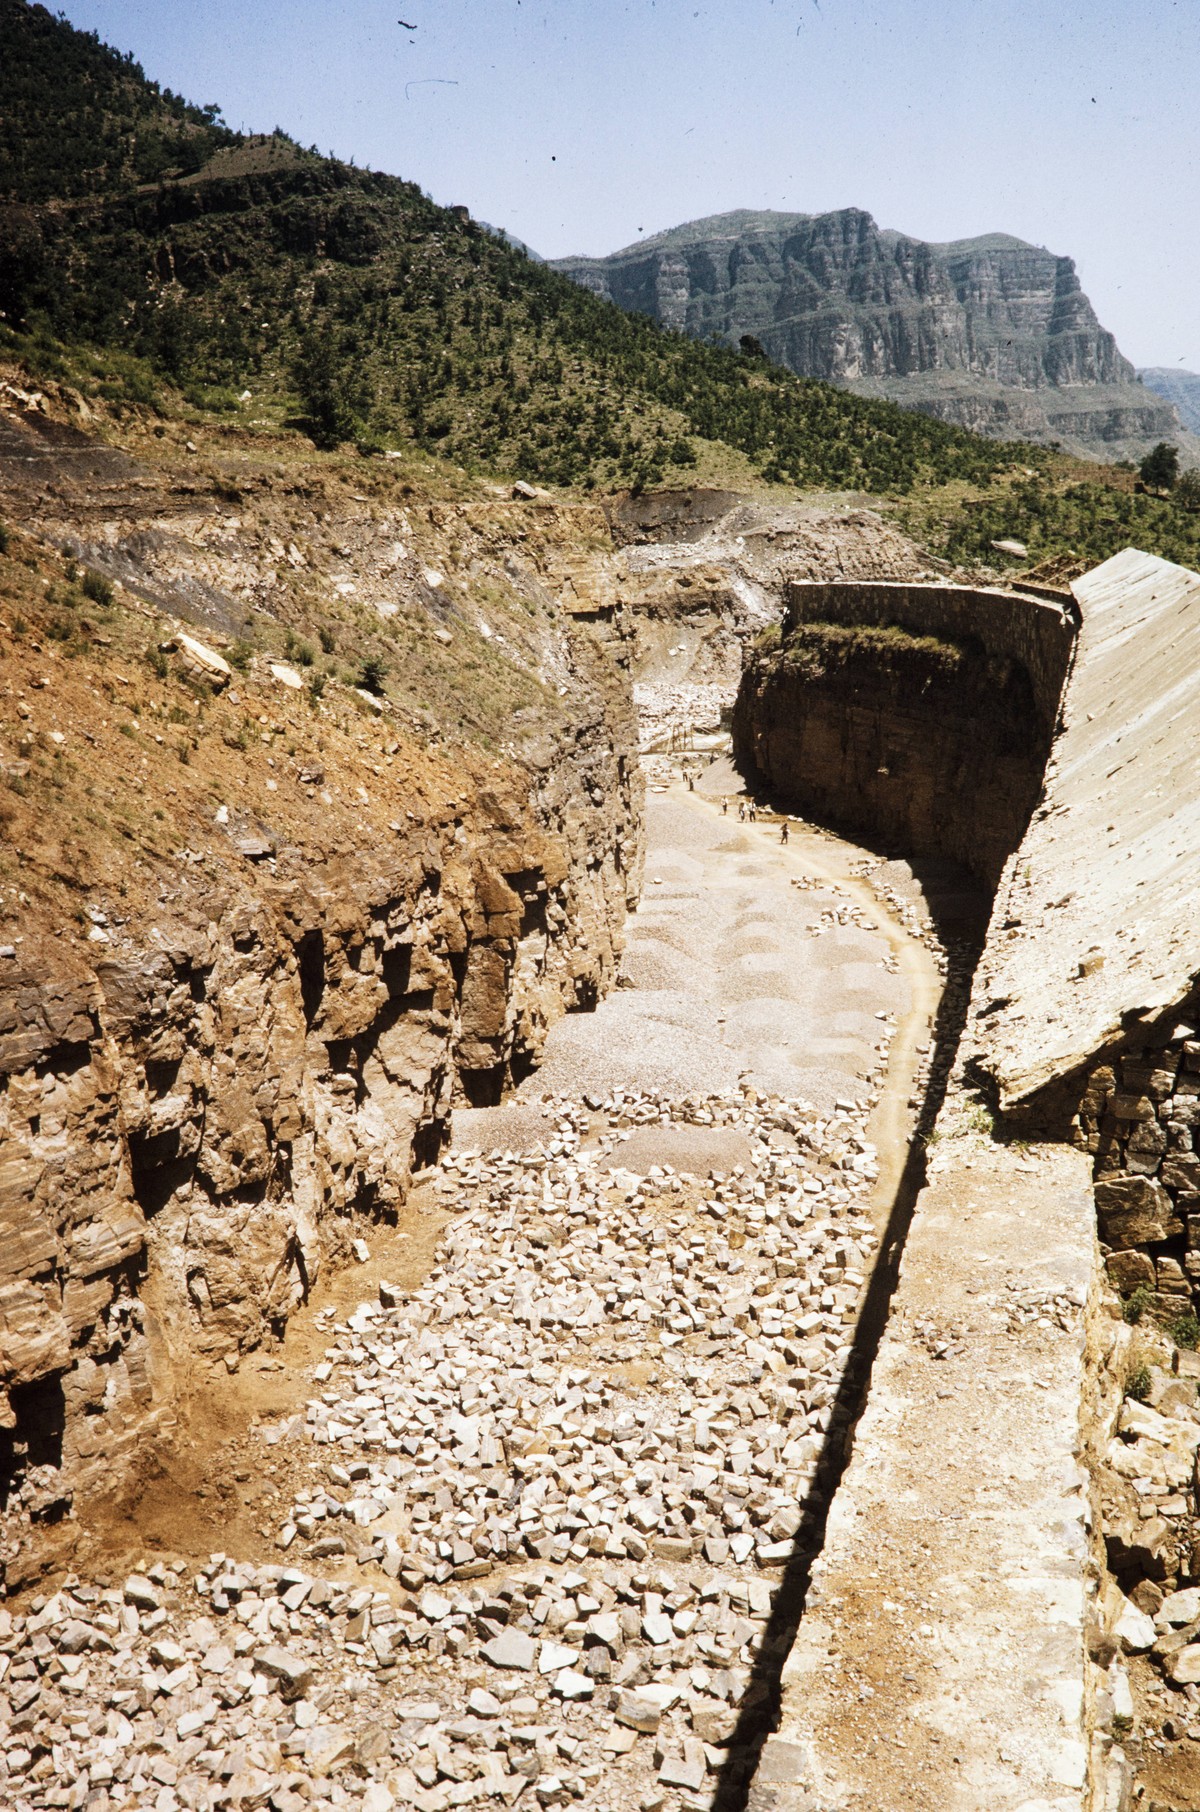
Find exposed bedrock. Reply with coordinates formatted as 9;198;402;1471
732;578;1075;889
0;673;641;1579
553;209;1193;459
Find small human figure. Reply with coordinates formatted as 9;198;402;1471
780;821;789;845
749;802;757;822
687;773;695;792
737;801;745;822
721;798;728;816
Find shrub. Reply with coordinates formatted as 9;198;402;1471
81;568;113;607
1171;1312;1200;1351
318;625;336;653
1125;1362;1153;1402
1123;1284;1154;1325
0;522;9;555
358;656;387;694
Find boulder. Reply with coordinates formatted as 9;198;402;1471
1106;1515;1173;1583
1095;1175;1182;1247
1113;1598;1156;1653
1105;1250;1154;1293
253;1646;314;1702
175;633;232;689
1167;1644;1200;1685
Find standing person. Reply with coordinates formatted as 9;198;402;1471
722;798;728;816
780;821;789;845
749;802;757;822
737;802;745;822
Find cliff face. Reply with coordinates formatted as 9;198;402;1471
0;382;642;1581
554;210;1181;458
1139;368;1200;434
732;581;1075;888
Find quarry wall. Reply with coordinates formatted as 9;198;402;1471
732;580;1075;888
0;641;641;1594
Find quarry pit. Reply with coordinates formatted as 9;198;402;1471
4;439;1200;1812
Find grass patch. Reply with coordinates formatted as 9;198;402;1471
1123;1284;1154;1326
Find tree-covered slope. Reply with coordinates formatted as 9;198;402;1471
0;0;1038;495
0;0;236;199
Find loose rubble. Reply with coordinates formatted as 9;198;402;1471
1;1086;882;1811
1095;1335;1200;1783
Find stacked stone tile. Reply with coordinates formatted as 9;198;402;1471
1042;1030;1200;1329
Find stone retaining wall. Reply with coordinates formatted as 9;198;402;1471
778;580;1076;728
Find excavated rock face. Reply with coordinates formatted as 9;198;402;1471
732;580;1075;888
0;733;640;1576
0;390;643;1577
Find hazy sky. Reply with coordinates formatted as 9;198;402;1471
59;0;1199;369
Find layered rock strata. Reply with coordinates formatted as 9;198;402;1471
554;210;1184;459
732;579;1074;888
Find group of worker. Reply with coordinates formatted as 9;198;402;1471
717;794;789;842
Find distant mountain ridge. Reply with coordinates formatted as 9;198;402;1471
1139;369;1200;435
553;209;1186;462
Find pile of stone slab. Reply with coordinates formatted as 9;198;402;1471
0;1086;880;1812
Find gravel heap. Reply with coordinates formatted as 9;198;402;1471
1;1086;880;1812
633;682;731;763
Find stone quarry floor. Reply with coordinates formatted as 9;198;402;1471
5;786;944;1812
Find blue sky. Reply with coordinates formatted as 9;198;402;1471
59;0;1200;368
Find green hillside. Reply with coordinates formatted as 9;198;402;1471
0;0;1041;495
0;0;236;199
3;0;1199;581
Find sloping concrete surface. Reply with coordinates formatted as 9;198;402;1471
751;1140;1098;1812
969;547;1200;1105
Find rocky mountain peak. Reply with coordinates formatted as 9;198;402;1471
554;208;1180;461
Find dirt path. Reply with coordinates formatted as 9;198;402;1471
680;787;943;1225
